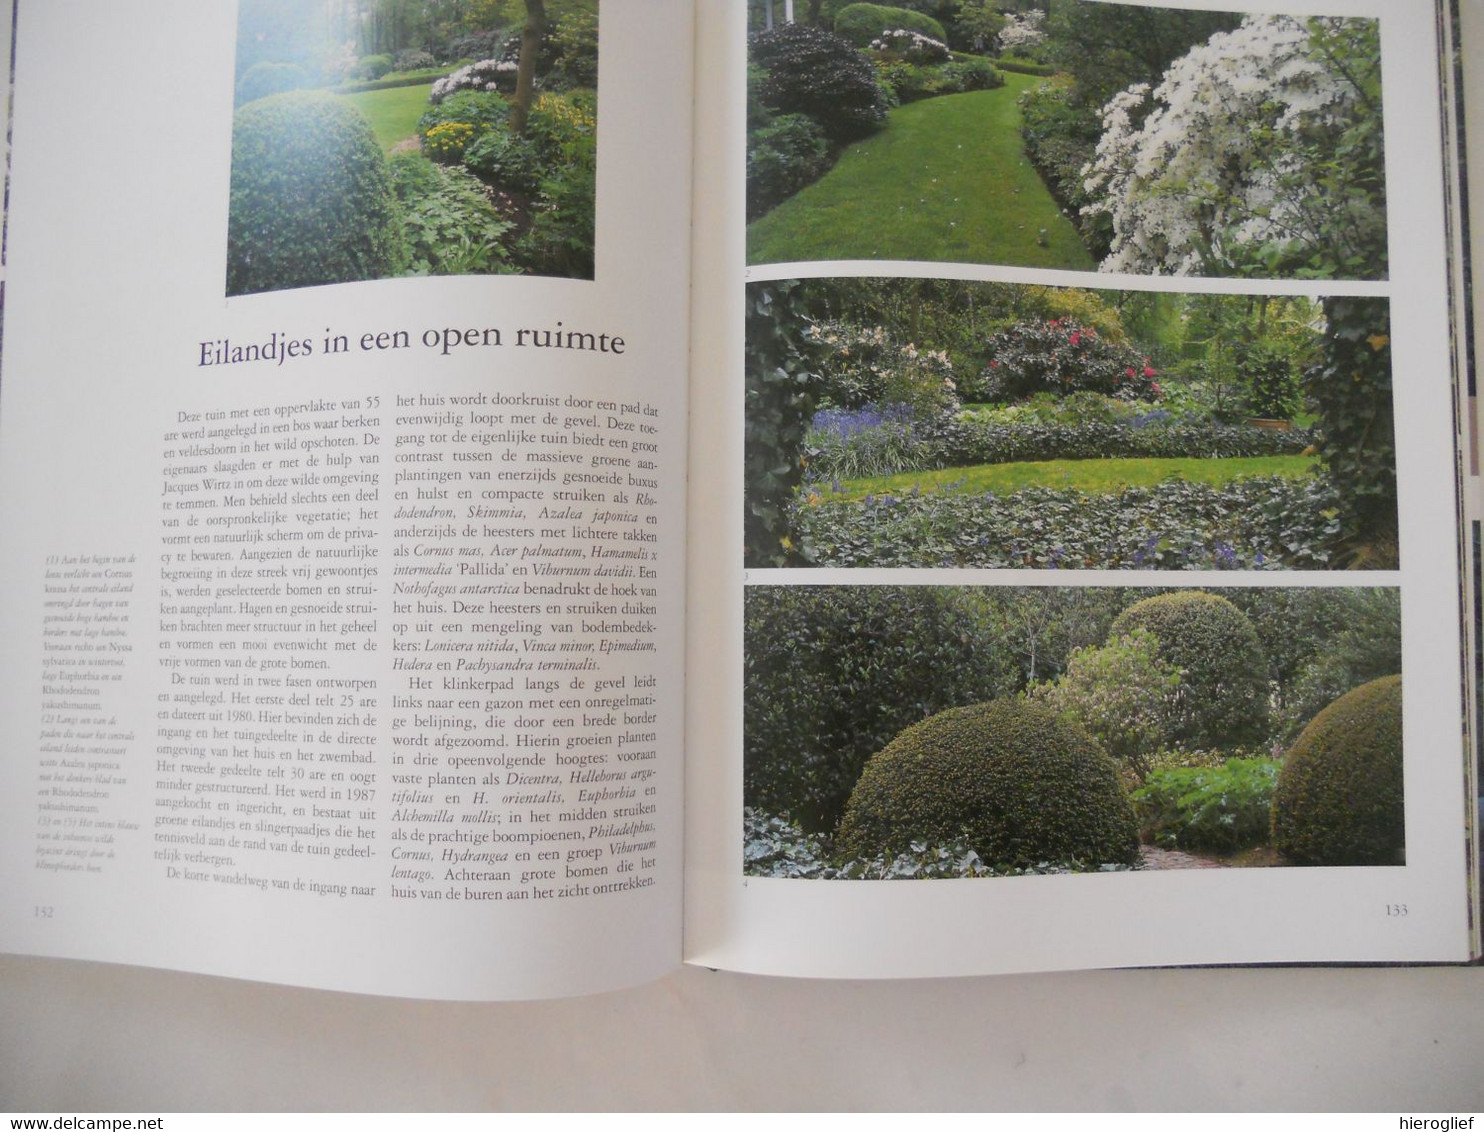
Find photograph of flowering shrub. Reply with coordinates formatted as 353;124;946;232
744;278;1396;571
743;584;1404;878
226;0;597;296
744;1;1385;280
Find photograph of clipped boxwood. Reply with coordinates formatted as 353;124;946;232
227;0;597;296
743;277;1396;570
745;1;1384;279
743;585;1404;878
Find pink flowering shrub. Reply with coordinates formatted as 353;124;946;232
969;318;1160;403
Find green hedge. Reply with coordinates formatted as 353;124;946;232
1109;591;1269;750
834;3;947;46
332;67;457;94
227;91;404;296
1271;675;1404;866
836;699;1141;867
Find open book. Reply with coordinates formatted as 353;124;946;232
0;0;1477;1001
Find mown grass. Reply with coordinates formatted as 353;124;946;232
747;72;1094;269
815;454;1321;501
342;83;434;151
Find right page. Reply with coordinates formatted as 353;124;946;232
685;0;1476;976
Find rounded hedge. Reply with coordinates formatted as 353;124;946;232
836;699;1141;867
744;586;1012;834
1270;674;1404;866
227;91;404;296
1108;591;1269;750
750;23;889;142
235;61;308;107
834;3;947;47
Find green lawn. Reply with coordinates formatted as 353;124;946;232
748;73;1094;269
342;83;434;151
817;455;1320;501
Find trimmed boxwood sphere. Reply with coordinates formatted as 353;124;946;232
227;91;404;296
1271;674;1404;866
1109;590;1268;749
835;699;1141;867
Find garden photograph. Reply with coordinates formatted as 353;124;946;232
227;0;598;297
744;277;1396;571
745;1;1385;279
744;584;1404;879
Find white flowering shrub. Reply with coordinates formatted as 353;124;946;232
430;57;519;104
869;28;950;64
998;11;1046;51
1081;16;1385;278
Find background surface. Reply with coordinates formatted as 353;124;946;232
2;956;1483;1110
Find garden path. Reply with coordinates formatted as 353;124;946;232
746;72;1094;270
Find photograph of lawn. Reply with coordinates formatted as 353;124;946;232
745;1;1385;279
744;278;1395;570
744;584;1404;878
227;0;597;297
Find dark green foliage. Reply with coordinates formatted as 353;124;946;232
1109;591;1269;750
972;318;1160;403
516;91;598;280
745;283;824;567
1222;587;1359;712
835;699;1141;867
795;476;1345;570
874;56;1003;103
1237;343;1299;420
389;154;514;276
465;128;545;194
1046;1;1242;110
417;90;513;141
1304;297;1397;564
235;61;307;106
1271;675;1404;865
1272;589;1402;742
744;586;1012;834
227;91;404;296
333;69;458;94
992;57;1056;77
1132;757;1280;853
548;7;600;89
355;53;396;80
747;113;832;220
834;3;947;47
807;415;1316;480
750;23;889;142
1017;76;1108;256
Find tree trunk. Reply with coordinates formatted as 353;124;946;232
510;0;546;135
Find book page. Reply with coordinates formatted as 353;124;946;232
0;0;694;1000
686;0;1475;976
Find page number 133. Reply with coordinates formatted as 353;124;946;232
1385;903;1409;918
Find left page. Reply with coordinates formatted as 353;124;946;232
0;0;694;1001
